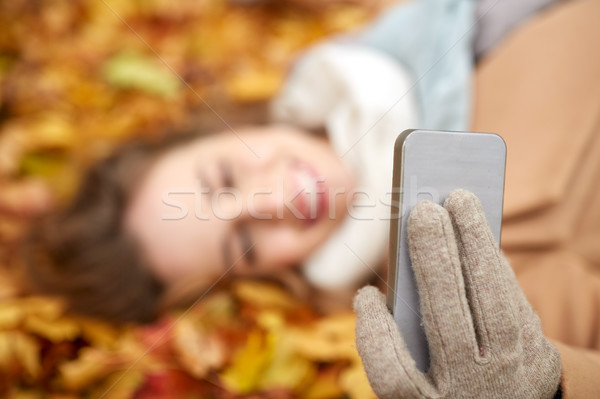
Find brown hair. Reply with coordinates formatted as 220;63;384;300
22;132;203;324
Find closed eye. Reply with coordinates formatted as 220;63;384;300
221;226;256;271
220;160;234;188
239;226;256;266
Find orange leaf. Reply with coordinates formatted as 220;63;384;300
171;318;226;379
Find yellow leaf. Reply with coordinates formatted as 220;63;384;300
24;314;80;343
19;297;64;319
58;347;115;391
78;318;120;350
89;369;146;399
233;280;298;311
257;332;315;392
104;52;181;98
256;309;285;331
323;6;370;32
29;113;77;150
13;389;48;399
302;367;345;399
220;329;272;394
15;332;41;379
259;353;314;392
0;303;23;329
288;314;359;362
340;361;377;399
0;331;10;366
0;331;41;379
225;67;284;103
184;290;237;326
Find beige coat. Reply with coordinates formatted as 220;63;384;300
472;0;600;396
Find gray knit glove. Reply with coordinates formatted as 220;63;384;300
354;190;561;399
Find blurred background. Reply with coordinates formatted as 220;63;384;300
0;0;392;397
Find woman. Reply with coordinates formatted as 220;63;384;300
20;0;569;320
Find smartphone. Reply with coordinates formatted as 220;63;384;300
387;129;506;371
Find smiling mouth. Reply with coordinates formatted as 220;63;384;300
290;159;329;224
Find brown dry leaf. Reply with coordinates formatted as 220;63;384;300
172;317;226;379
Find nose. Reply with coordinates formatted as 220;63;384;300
241;189;283;222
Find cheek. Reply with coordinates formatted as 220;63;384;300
251;220;337;272
252;227;308;270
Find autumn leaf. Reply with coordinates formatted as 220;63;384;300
171;318;226;379
0;1;385;397
58;347;117;391
0;303;23;330
91;369;146;399
133;369;214;399
286;314;359;362
302;365;345;399
233;280;299;311
225;67;285;102
340;361;377;399
0;331;41;380
103;52;182;98
23;314;80;344
78;317;121;350
219;329;273;393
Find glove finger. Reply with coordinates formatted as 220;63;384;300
443;189;520;356
354;286;434;399
407;201;478;370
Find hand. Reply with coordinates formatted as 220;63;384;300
354;190;561;399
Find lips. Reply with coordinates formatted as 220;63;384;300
290;159;329;224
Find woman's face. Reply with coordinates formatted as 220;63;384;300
125;124;355;287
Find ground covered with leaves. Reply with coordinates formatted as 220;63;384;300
0;281;374;398
0;0;389;397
